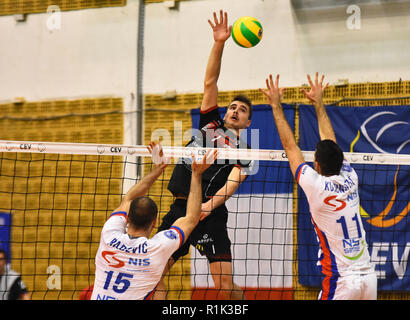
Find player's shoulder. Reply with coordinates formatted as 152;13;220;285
295;163;318;183
199;105;223;129
340;159;355;174
340;159;358;180
153;227;184;245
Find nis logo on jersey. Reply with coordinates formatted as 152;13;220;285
102;250;150;268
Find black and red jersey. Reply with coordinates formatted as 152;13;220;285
167;106;253;200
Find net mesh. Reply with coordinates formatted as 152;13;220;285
0;140;409;300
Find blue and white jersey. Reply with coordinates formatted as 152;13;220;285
91;211;184;300
295;160;374;279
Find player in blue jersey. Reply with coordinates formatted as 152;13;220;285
260;73;377;300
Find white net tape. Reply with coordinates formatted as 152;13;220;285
1;140;409;165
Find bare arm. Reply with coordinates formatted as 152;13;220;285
301;73;336;143
172;151;217;239
201;10;232;112
260;74;305;178
113;142;168;213
199;165;247;221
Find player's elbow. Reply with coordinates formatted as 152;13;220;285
204;79;218;91
174;215;199;238
187;213;200;227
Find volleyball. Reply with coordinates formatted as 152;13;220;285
231;16;263;48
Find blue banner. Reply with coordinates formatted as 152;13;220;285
297;104;410;291
0;212;11;263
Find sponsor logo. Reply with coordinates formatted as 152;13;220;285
101;251;124;268
323;195;346;212
164;230;177;240
350;112;410;228
342;239;365;261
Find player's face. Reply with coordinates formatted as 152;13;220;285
224;101;251;130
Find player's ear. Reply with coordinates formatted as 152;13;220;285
314;161;321;174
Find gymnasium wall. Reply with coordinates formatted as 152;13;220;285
144;0;410;95
0;0;138;146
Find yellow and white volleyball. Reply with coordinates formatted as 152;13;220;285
231;16;263;48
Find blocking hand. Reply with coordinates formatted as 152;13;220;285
301;72;329;105
208;10;232;43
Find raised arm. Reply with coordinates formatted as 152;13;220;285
301;73;336;143
172;150;218;238
260;74;305;178
201;10;232;112
112;142;169;213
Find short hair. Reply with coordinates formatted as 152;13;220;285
314;140;344;176
230;94;253;120
128;197;158;230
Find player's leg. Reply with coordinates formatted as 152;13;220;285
318;275;340;300
209;260;245;300
320;275;362;300
201;209;244;300
360;272;377;300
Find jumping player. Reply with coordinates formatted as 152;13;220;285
154;10;253;300
260;73;377;300
91;142;216;300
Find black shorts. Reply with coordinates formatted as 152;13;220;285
157;199;232;263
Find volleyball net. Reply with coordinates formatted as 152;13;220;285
0;140;409;300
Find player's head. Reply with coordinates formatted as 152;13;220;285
314;140;344;176
128;196;158;231
224;94;252;130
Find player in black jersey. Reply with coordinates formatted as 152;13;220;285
154;10;253;300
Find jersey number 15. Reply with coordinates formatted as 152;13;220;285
104;271;133;294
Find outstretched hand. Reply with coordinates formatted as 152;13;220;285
259;74;285;107
147;141;170;170
301;72;329;105
191;149;218;175
208;10;232;43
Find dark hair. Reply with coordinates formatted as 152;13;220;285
314;140;344;176
230;94;253;120
128;196;158;230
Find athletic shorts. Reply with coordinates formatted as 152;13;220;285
318;272;378;300
157;199;232;263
